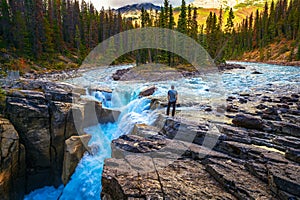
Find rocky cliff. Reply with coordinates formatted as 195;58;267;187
0;79;119;198
102;90;300;199
0;117;25;200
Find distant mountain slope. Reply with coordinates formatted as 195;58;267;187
118;1;266;27
192;0;265;8
117;3;161;13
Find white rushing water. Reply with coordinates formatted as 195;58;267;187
24;62;300;200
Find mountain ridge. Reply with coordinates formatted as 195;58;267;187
117;3;161;13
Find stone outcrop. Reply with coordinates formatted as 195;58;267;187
0;116;25;200
62;134;91;185
139;86;157;97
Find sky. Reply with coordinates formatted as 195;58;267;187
85;0;194;10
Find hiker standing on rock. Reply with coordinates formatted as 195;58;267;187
166;85;178;117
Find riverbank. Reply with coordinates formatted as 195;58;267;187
233;59;300;67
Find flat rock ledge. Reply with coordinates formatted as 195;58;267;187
102;91;300;200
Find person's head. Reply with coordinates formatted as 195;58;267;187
171;85;175;89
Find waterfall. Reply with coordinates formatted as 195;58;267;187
25;85;156;200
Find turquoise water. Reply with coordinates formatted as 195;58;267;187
24;62;300;200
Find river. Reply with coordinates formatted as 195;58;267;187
24;62;300;200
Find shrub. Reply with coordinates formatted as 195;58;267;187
0;88;6;114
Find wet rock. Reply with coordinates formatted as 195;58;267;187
252;71;263;74
139;86;157;97
82;100;120;128
62;134;91;185
0;117;26;200
112;68;131;81
218;63;246;71
232;114;265;130
88;86;112;94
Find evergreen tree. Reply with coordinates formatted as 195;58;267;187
1;0;12;45
191;7;198;41
177;0;187;34
187;4;192;37
164;0;169;28
225;8;235;34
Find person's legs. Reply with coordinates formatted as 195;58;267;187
172;101;176;117
166;102;171;116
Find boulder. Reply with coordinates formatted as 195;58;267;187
0;117;26;200
62;134;91;185
252;71;263;74
112;68;131;81
139;86;157;97
232;114;265;130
